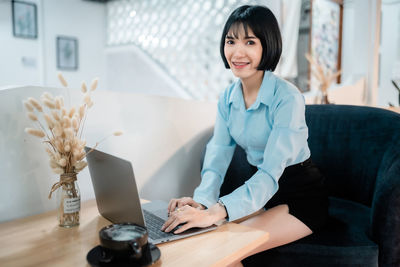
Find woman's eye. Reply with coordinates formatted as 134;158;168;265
226;40;234;45
247;40;255;45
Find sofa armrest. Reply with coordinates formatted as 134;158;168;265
371;158;400;266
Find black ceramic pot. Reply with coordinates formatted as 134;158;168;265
99;223;149;261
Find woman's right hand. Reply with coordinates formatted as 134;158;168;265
167;197;205;215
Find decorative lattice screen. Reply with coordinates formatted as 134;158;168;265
107;0;259;100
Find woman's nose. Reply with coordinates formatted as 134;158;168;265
232;45;246;57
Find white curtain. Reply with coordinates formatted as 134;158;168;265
274;0;301;79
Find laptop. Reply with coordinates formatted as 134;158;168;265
85;147;217;244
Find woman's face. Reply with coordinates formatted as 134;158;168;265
224;24;263;81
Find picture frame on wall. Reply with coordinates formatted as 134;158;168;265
12;0;38;39
309;0;343;91
57;36;79;71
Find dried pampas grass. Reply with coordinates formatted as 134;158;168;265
305;53;341;94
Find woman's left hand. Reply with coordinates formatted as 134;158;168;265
161;204;226;234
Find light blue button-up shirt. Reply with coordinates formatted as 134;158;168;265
193;71;311;221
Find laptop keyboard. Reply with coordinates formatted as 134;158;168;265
143;209;176;240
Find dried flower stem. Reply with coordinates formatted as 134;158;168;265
305;53;341;94
78;104;89;139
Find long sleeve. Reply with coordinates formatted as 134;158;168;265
220;93;309;221
193;91;237;208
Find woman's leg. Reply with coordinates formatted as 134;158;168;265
228;204;313;267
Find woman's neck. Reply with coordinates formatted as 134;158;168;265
241;71;264;95
241;71;264;109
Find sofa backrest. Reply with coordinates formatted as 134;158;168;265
305;105;400;207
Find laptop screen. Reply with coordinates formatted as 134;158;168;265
85;147;146;226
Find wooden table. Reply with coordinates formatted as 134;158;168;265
0;199;269;267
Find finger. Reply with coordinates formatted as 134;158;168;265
162;209;184;231
177;198;191;208
174;222;194;234
179;198;196;208
179;204;189;211
177;200;186;208
161;216;175;231
164;217;184;233
168;199;178;214
167;199;174;212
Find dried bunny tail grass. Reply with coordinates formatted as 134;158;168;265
81;82;87;93
72;117;78;130
52;110;61;121
49;159;59;169
74;161;88;172
54;152;61;161
72;148;81;157
41;92;54;102
55;139;63;152
79;104;85;119
61;108;67;117
77;150;86;161
60;96;64;107
55;97;62;110
46;148;55;158
43;114;54;129
83;93;91;105
28;97;43;112
25;128;45;138
65;144;71;152
88;100;94;108
90;78;98;91
68;107;76;118
58;73;68;87
63;116;71;128
23;100;34;112
58;158;67;167
64;128;75;140
43;99;56;109
53;125;62;137
52;167;64;175
27;112;38;121
113;131;123;136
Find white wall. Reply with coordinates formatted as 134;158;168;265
341;0;370;84
0;0;42;87
0;86;216;222
0;0;106;90
379;0;400;106
105;45;191;98
324;0;383;105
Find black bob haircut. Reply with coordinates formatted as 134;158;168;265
220;5;282;72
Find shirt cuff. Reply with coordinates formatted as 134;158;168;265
219;170;279;221
193;171;221;208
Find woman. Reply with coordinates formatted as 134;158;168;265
161;5;328;266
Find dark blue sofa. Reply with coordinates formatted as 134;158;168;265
224;105;400;267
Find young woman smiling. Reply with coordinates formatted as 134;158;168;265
161;5;328;266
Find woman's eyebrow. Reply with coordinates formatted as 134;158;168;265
225;35;256;39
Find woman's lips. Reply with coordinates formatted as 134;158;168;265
232;62;249;69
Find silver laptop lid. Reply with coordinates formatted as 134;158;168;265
85;147;146;227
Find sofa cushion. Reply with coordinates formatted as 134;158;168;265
242;197;378;267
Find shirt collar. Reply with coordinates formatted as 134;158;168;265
228;71;276;110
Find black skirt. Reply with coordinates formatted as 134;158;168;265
220;156;329;232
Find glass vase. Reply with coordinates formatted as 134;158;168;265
56;173;80;227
